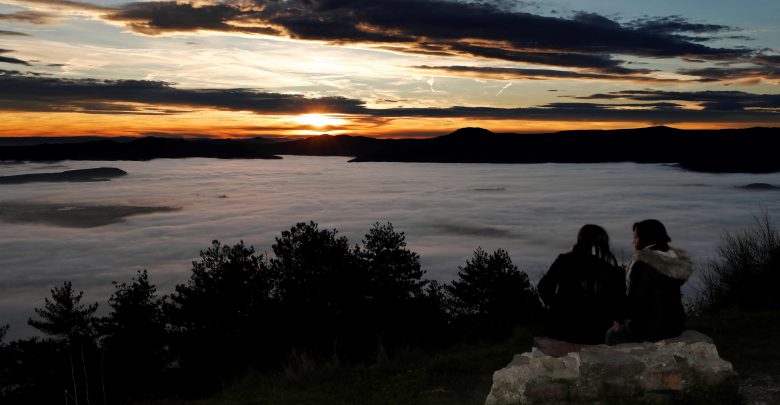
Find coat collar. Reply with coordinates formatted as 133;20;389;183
633;245;694;280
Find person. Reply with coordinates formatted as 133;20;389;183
606;219;693;345
538;224;627;344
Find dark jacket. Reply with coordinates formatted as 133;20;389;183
627;245;693;341
538;251;626;344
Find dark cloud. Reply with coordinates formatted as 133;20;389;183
2;71;777;123
679;66;780;82
578;90;780;112
0;71;366;114
628;15;732;37
29;0;752;72
756;55;780;66
106;1;279;36
0;50;31;66
413;65;681;83
14;0;110;13
0;11;54;24
0;30;29;36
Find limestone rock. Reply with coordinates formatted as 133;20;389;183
485;331;738;404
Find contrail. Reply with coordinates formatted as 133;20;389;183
496;82;513;96
427;76;438;93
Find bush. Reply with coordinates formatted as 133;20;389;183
697;212;780;313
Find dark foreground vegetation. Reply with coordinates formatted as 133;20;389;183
1;126;779;173
1;215;778;404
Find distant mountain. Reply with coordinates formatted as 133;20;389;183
0;137;281;161
264;134;386;156
0;167;127;184
1;127;778;173
349;127;780;173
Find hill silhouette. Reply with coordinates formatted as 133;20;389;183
0;167;127;184
1;127;778;172
0;137;281;161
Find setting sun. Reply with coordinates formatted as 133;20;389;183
293;114;348;128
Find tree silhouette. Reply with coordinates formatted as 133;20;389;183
101;270;167;400
166;240;273;391
270;221;363;359
448;248;540;339
359;222;427;301
357;222;430;352
28;281;98;343
28;281;99;405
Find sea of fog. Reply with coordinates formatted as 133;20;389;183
2;156;780;339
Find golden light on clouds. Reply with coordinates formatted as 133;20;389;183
291;114;349;129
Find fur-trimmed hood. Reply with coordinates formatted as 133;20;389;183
633;246;693;281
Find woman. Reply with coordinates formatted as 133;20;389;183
538;224;626;344
607;219;693;345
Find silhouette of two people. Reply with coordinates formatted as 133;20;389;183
539;220;692;345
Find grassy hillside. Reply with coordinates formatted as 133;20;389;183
136;312;780;405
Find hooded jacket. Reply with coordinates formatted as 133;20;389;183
628;245;693;341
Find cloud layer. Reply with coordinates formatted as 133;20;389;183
1;71;778;124
12;0;757;75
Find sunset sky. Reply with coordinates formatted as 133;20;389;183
1;0;779;137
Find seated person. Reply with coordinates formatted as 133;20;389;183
607;219;693;345
538;224;626;344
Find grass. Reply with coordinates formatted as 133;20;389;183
687;311;780;376
137;328;535;405
138;312;780;405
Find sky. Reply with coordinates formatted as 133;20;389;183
0;0;778;137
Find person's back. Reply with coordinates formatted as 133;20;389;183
607;219;693;345
628;244;692;341
538;224;626;344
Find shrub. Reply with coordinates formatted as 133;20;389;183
697;212;780;313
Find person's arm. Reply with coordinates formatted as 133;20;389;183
538;256;563;308
627;262;651;331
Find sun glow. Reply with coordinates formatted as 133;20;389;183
292;114;348;128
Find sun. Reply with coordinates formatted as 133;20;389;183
292;114;348;128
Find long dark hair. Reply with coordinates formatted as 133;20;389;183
573;224;618;266
633;219;671;250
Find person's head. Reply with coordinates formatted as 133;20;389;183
632;219;671;250
574;224;617;265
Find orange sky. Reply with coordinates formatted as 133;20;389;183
0;0;778;137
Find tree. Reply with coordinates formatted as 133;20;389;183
28;281;99;405
448;248;541;339
270;221;363;359
166;240;274;391
359;222;427;302
101;270;167;400
357;222;431;352
28;281;98;343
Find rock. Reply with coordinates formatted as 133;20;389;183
485;330;738;404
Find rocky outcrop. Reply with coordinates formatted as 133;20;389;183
486;331;737;404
